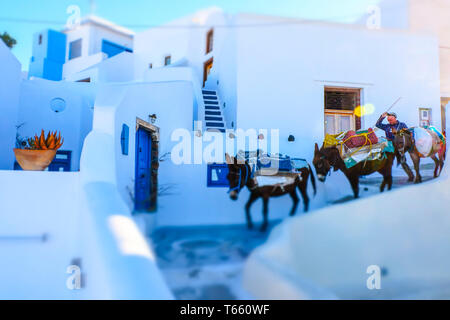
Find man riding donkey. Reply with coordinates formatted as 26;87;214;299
384;113;446;183
375;112;416;181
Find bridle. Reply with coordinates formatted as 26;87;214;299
397;131;414;156
228;163;252;194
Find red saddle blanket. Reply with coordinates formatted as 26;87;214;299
343;128;378;149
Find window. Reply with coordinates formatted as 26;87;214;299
419;108;432;127
206;29;214;54
324;87;361;135
207;163;229;187
38;34;43;45
164;55;171;66
441;98;449;134
69;39;82;60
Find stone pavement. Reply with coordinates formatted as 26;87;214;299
151;224;275;300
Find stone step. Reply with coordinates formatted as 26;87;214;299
206;128;226;133
205;116;223;121
205;111;221;116
205;105;220;110
206;122;225;128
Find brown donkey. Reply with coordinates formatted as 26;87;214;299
225;154;316;232
313;143;395;198
394;128;445;183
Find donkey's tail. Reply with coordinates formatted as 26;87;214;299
308;164;317;196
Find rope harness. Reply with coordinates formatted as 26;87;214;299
228;163;254;194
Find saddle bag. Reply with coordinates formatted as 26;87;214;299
257;155;293;172
343;128;378;149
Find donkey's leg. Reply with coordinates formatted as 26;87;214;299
381;170;393;191
245;193;258;230
401;161;415;182
288;189;300;216
385;157;394;191
348;174;360;198
438;151;445;176
431;154;440;178
297;182;310;212
410;153;422;183
261;196;269;232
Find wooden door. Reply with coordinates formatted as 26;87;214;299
203;58;213;87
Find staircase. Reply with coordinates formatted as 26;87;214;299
202;89;226;133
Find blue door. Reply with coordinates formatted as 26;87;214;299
135;129;153;212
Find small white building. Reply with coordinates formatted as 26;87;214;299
29;15;134;82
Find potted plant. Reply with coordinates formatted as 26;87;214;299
14;130;64;171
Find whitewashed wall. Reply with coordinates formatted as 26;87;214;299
65;51;138;83
0;41;22;170
134;8;230;86
17;78;96;171
63;23;133;80
235;14;441;162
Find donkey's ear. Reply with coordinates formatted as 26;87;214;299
225;153;232;164
314;143;320;153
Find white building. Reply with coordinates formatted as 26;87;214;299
29;15;134;82
63;15;134;82
0;6;447;298
357;0;450;131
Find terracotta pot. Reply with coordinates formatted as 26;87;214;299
13;149;57;171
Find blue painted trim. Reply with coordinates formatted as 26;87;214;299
121;124;129;155
101;39;132;58
28;29;66;80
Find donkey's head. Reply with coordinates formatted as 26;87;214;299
225;153;249;201
393;129;413;158
313;143;340;182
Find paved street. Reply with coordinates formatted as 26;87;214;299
151;163;439;300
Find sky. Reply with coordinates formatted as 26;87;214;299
0;0;381;70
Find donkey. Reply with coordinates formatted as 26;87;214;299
313;143;395;198
393;128;445;183
225;153;316;232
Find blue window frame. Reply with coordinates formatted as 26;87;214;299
207;163;229;187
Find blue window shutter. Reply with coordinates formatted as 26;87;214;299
121;124;129;155
207;163;229;187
